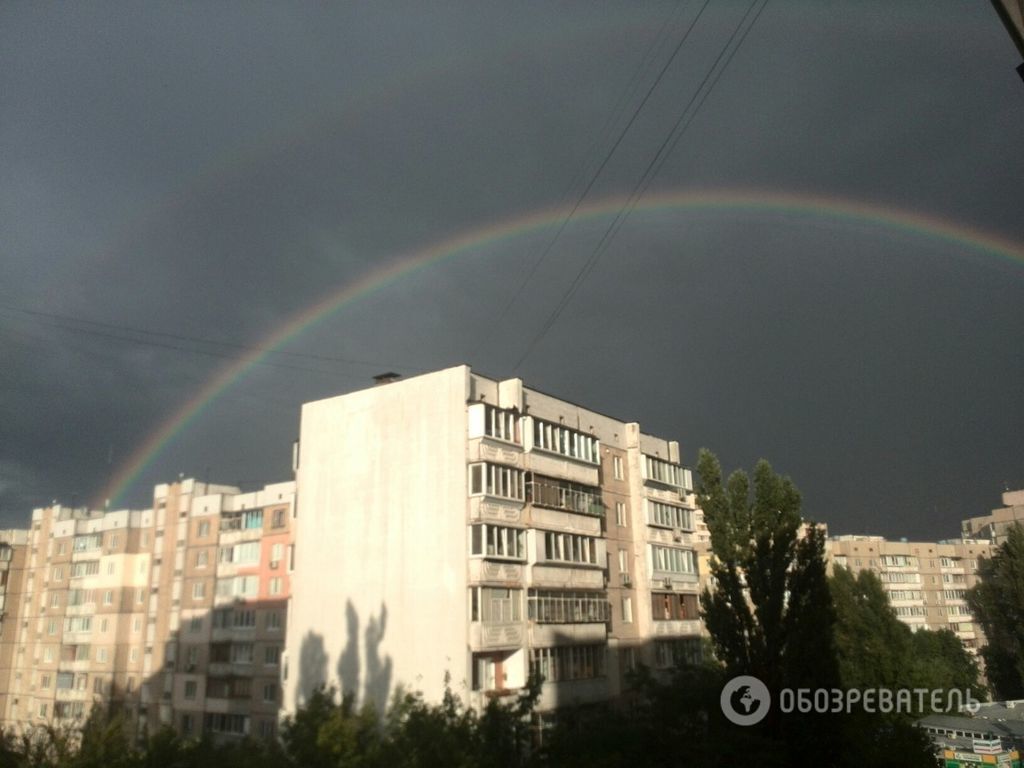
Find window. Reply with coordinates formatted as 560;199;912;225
107;534;119;550
242;509;264;529
231;610;257;629
97;647;108;663
50;592;60;608
64;616;92;633
542;531;599;565
47;618;57;635
106;561;115;575
93;677;105;695
130;648;138;662
654;638;702;669
531;418;598;463
216;575;259;598
272;509;286;528
70;561;100;577
40;674;51;689
621;596;633;623
650;545;696;575
612;456;624;480
203;713;249;735
196;550;208;568
263;683;278;703
220;541;260;565
527;590;610;623
618;549;630;580
652;592;700;621
265;645;281;666
51;566;63;581
184;681;197;700
881;554;917;567
615;502;627;527
136;588;145;604
73;534;102;552
470;524;526;560
647;501;694;530
38;703;47;719
192;582;206;600
642;455;692;490
133;617;142;632
469;587;522;623
189;616;202;633
56;542;66;555
266;612;282;631
479;404;521;443
529;645;604;683
230;643;254;664
187;646;199;666
103;590;113;606
468;463;525;500
197;521;210;538
269;577;282;596
56;672;75;690
270;543;284;567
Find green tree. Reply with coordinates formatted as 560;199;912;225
967;523;1024;699
697;449;839;693
831;566;985;709
696;449;840;765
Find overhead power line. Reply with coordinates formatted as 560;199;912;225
512;0;770;372
0;303;424;379
469;0;712;360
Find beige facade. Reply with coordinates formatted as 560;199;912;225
0;479;293;742
827;536;991;650
0;530;29;719
962;489;1024;546
283;365;701;717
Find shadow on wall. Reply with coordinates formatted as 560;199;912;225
298;599;393;710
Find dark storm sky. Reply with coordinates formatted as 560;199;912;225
1;2;1021;539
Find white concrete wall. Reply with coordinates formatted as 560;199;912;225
284;366;471;713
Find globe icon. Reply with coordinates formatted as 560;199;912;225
730;685;762;716
720;675;771;725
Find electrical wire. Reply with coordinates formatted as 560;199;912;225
512;0;769;372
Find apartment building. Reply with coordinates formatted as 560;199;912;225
962;489;1024;546
0;530;29;719
827;536;991;649
0;479;294;742
283;365;702;717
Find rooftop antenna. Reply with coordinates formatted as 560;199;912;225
104;444;114;510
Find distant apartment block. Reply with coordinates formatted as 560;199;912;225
0;530;29;720
283;365;702;718
0;479;294;741
962;489;1024;545
827;536;991;650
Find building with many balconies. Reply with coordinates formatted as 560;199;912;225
0;479;294;742
282;365;702;717
962;489;1024;546
827;535;991;650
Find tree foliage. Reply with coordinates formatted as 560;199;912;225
831;566;985;710
968;523;1024;699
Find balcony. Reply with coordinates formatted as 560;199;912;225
652;619;702;637
530;622;606;647
530;565;604;590
468;559;523;585
526;479;603;518
468;439;524;468
469;622;525;650
467;497;524;525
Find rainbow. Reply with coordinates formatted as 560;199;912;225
97;188;1024;508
